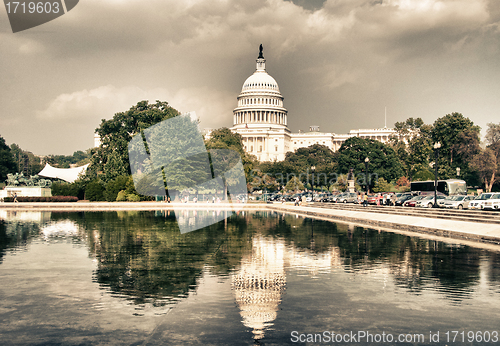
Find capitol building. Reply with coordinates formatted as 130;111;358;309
228;46;396;162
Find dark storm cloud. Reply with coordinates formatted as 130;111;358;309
1;0;499;154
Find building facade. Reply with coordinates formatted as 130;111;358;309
230;47;396;162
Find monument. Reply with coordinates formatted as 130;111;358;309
1;173;52;199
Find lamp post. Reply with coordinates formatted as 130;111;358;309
456;167;460;178
364;157;370;194
433;142;441;208
311;165;316;194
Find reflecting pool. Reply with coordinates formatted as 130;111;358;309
1;210;500;345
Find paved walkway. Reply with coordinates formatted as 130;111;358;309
270;204;500;244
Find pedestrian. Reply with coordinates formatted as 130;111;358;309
391;194;396;206
13;192;18;203
382;194;387;206
363;193;368;207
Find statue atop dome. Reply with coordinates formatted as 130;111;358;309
258;44;264;59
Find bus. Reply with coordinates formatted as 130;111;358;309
410;179;467;196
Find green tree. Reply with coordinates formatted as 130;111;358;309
372;177;392;193
485;122;500;190
87;100;180;184
205;128;258;194
0;135;17;181
470;148;497;192
285;176;304;192
259;144;336;190
432;113;480;179
390;117;433;180
336;137;403;185
9;143;43;176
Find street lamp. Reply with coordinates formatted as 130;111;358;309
311;165;316;193
433;142;441;208
364;157;370;194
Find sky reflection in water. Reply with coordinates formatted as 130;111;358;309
1;210;500;345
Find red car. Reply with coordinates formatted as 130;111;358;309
403;195;425;207
367;194;381;205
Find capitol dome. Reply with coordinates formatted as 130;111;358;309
232;45;288;128
230;45;291;162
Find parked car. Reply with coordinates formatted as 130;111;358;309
331;193;347;203
403;195;425;207
318;194;332;202
395;194;414;206
367;194;381;205
338;192;358;203
437;196;455;208
442;195;475;209
469;193;499;210
416;195;446;208
481;192;500;210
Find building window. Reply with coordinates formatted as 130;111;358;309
275;146;278;152
259;146;262;152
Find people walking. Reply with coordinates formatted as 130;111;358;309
13;192;18;203
363;193;368;207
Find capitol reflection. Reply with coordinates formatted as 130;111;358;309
231;234;342;340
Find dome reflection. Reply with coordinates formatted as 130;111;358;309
232;235;342;340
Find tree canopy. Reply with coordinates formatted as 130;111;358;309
87;100;180;184
0;135;17;181
336;137;403;184
432;112;480;180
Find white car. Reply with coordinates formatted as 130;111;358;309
469;193;499;210
416;195;446;208
442;195;475;209
482;192;500;210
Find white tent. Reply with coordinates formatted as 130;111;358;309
38;163;89;183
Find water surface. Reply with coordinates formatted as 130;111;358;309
1;210;500;345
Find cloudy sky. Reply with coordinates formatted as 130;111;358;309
1;0;499;155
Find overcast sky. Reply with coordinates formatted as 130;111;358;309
1;0;499;155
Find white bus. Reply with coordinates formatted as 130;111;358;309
410;179;467;196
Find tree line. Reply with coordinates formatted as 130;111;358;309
1;100;499;199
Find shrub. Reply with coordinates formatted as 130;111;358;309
51;181;85;199
127;193;141;202
104;175;130;202
85;180;105;201
116;190;127;201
